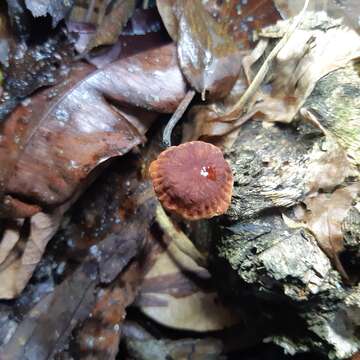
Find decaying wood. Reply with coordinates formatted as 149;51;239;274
215;62;360;359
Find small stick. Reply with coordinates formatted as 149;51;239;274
300;107;328;135
162;90;196;147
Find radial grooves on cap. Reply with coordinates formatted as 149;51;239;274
149;141;233;220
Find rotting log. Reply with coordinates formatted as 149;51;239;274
214;61;360;359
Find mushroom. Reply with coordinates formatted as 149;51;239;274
149;141;233;220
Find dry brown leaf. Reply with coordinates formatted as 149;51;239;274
188;11;360;144
86;0;136;50
155;205;206;267
136;233;239;331
0;42;186;218
305;135;356;194
157;0;280;99
247;11;360;124
300;183;360;278
0;261;97;360
68;2;164;54
0;203;69;299
0;153;155;300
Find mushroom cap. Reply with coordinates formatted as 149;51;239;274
149;141;233;220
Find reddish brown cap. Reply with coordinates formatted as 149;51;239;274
149;141;233;220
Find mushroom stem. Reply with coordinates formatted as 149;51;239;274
162;90;196;147
155;204;207;268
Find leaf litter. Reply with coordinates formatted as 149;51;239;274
0;0;360;359
184;7;360;146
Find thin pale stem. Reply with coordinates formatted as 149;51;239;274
162;90;196;147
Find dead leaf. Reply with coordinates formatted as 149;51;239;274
0;188;156;358
69;8;166;66
0;203;70;299
0;42;186;217
86;0;135;50
75;261;146;360
190;11;360;145
245;12;360;124
86;31;172;69
274;0;360;33
4;32;74;98
0;87;168;299
0;219;23;264
305;135;356;194
155;205;206;267
136;229;239;331
68;3;163;54
59;155;161;359
182;72;250;145
300;183;360;278
0;149;160;353
122;321;153;341
157;0;280;99
0;261;97;360
2;195;41;218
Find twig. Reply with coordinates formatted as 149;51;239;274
300;107;328;135
162;90;196;147
221;0;310;122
